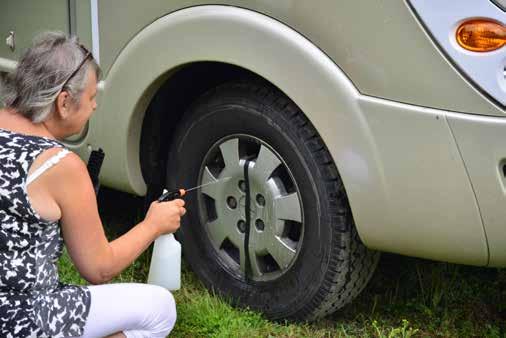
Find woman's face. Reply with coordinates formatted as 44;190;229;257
65;69;98;136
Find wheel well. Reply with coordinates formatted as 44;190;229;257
140;61;264;198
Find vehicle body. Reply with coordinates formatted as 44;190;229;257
1;0;505;320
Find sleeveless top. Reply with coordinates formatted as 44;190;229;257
0;129;91;337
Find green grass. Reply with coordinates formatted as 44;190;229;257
58;188;506;337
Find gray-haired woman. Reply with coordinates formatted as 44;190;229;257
0;32;185;337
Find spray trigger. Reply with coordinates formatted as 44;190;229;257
157;189;182;202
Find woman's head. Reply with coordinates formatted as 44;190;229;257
1;31;101;132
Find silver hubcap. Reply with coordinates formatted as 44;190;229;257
198;136;304;281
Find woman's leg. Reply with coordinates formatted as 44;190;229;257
80;283;176;338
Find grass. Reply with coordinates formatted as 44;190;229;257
58;188;506;337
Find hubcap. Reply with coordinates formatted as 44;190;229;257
198;136;304;281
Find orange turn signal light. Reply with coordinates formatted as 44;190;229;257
456;19;506;52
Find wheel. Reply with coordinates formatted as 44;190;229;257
166;81;379;320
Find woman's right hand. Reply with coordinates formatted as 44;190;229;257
144;197;187;236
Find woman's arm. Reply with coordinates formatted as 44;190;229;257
47;152;185;284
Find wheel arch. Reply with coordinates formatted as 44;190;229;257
139;62;261;200
85;5;386;248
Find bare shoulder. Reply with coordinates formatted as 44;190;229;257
51;150;90;183
29;147;86;176
36;148;92;193
58;150;87;172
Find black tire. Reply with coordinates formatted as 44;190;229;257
166;81;379;320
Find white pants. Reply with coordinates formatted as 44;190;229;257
80;283;176;338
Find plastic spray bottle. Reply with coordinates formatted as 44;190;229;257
147;189;182;290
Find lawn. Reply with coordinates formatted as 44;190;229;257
58;188;506;337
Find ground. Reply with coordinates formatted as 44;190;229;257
58;187;506;337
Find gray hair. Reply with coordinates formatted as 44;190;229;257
1;31;101;123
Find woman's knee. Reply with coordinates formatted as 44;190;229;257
83;283;177;338
150;286;177;334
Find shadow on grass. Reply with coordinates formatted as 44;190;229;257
94;187;506;337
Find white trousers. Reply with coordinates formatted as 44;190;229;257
80;283;176;338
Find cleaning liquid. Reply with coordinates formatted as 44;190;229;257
147;233;181;290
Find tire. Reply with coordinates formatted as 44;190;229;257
166;81;379;320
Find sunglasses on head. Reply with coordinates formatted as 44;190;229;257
61;44;93;89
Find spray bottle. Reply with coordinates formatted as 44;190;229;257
147;179;230;290
147;189;182;290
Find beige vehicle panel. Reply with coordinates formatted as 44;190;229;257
447;114;506;267
97;0;502;116
0;0;68;59
358;97;487;266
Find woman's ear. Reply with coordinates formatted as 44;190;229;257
55;91;70;120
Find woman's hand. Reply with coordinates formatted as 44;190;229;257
144;190;187;236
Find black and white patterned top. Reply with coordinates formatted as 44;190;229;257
0;129;90;337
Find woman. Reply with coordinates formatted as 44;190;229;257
0;32;185;337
